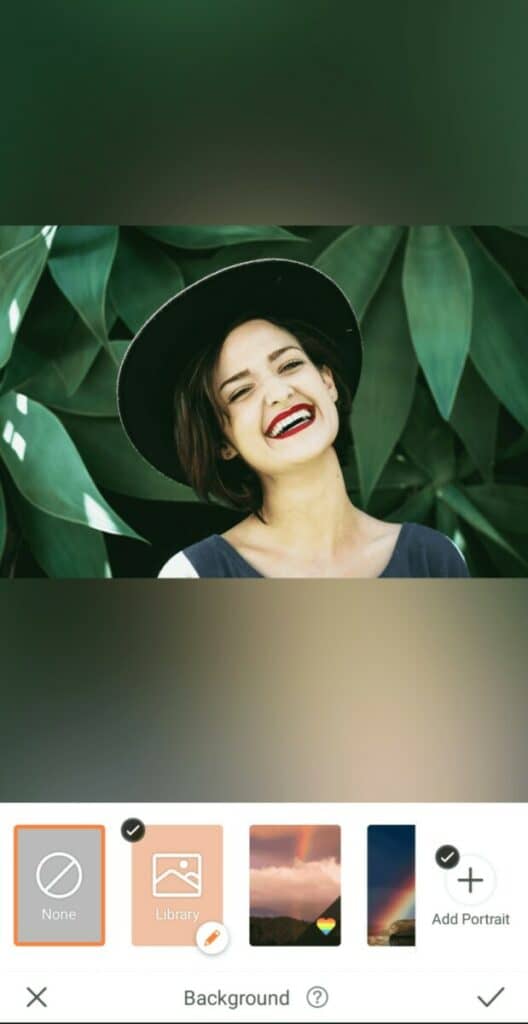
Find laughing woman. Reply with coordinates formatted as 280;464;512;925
117;259;469;578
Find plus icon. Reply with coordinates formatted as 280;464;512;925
457;865;484;894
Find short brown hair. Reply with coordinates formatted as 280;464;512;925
173;317;353;513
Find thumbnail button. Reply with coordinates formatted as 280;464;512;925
14;826;105;946
445;854;496;905
132;825;222;946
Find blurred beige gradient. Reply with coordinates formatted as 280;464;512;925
1;582;526;801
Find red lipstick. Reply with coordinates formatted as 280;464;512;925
265;403;315;439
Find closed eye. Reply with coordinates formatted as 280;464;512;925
228;384;253;403
279;359;304;371
228;360;304;402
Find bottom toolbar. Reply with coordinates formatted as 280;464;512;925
2;969;522;1023
0;802;525;1023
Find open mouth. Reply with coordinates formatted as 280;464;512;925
265;403;316;440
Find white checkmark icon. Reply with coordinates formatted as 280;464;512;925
441;850;455;863
126;824;140;836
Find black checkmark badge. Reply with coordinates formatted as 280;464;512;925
121;818;145;842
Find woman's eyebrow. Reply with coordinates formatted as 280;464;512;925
219;346;302;392
268;344;302;362
219;368;251;392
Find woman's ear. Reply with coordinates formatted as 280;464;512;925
219;441;238;461
321;365;338;402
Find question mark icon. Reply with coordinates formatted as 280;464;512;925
306;986;329;1008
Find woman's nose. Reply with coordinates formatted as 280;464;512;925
263;376;294;405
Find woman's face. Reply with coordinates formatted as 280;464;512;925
213;319;339;477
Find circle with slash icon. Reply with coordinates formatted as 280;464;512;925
36;852;83;900
195;920;229;954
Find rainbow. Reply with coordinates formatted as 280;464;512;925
373;875;415;934
294;825;315;862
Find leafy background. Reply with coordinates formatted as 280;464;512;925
1;225;527;578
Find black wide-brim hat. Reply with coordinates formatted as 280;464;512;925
117;258;363;484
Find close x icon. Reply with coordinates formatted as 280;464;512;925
26;986;47;1007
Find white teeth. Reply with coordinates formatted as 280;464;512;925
268;409;313;437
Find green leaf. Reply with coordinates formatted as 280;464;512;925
0;392;143;539
385;483;435;523
59;413;202;502
474;227;528;295
464;483;528;534
48;226;118;345
455;447;479;481
51;318;101;396
24;346;119;417
1;312;100;403
0;227;55;369
105;286;119;335
341;455;359;493
140;225;307;249
504;226;528;238
449;358;498;480
454;227;528;431
109;229;184;333
475;533;527;577
437;482;528;566
177;227;345;286
0;227;43;253
108;340;132;364
497;431;528;463
13;301;110;405
402;226;472;419
314;226;403;319
376;455;428;490
0;477;6;563
401;381;456;485
435;499;457;537
351;246;417;503
0;270;76;396
9;485;112;578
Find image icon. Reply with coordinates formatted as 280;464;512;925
152;853;202;898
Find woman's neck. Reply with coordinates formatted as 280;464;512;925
256;448;362;556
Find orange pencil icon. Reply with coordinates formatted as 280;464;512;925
204;928;221;946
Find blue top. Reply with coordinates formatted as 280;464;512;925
159;522;470;578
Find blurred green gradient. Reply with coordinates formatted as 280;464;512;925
2;1;528;220
1;581;526;801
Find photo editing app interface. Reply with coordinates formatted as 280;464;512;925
0;805;525;1022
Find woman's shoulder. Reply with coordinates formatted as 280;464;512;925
158;549;200;578
402;522;470;577
157;533;258;578
157;535;220;578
